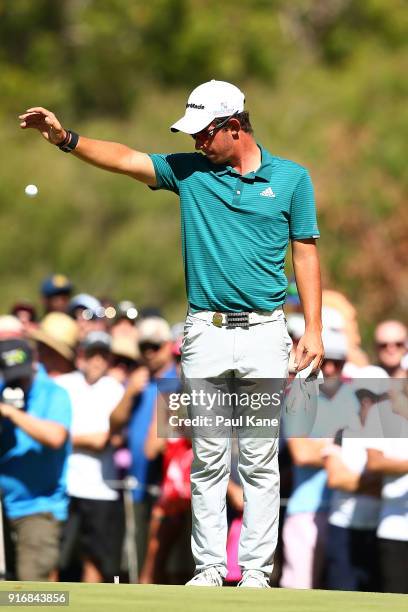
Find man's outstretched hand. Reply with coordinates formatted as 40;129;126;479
19;107;66;145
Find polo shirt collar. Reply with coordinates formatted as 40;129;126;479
214;144;275;182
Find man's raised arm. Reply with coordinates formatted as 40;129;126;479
19;107;157;187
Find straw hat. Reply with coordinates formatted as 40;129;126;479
111;335;140;362
29;312;79;361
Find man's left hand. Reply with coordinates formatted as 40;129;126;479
294;329;324;373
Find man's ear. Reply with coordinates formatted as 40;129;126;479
229;118;241;137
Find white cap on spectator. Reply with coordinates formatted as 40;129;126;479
322;329;348;361
352;365;390;396
322;306;346;332
286;313;305;340
69;293;102;318
138;317;172;344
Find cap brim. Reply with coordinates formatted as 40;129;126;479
43;288;72;297
170;111;214;134
2;362;33;383
139;335;171;344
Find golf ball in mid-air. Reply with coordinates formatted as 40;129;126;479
24;184;38;197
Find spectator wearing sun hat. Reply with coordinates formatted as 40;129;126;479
109;335;142;386
29;313;79;378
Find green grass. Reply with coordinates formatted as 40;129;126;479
0;582;406;612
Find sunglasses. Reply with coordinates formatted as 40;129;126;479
139;342;163;353
376;341;405;349
111;356;138;369
191;112;239;141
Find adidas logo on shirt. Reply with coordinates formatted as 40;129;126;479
260;187;276;198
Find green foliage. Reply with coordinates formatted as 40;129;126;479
0;0;407;343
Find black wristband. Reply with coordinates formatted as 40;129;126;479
58;130;79;153
57;131;70;148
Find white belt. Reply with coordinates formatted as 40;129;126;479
188;307;283;327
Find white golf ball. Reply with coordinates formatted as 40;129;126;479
24;184;38;197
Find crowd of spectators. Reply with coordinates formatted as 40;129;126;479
0;274;407;593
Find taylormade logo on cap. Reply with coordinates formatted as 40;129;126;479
171;80;245;134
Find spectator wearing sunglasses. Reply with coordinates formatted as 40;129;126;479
374;321;407;379
137;317;174;378
109;335;142;386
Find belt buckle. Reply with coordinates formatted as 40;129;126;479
226;312;250;329
212;312;223;328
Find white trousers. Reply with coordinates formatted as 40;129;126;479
181;309;292;577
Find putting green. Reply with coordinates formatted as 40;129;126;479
0;582;406;612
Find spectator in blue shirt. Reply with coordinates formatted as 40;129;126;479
0;339;71;581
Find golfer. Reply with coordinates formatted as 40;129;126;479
19;80;324;587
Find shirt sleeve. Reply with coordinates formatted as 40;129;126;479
289;169;320;240
363;406;385;450
107;381;125;416
45;385;72;431
148;153;181;194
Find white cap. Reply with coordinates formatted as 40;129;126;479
69;293;102;317
286;313;305;340
352;365;390;396
137;317;172;345
171;80;245;134
322;329;348;361
322;306;345;332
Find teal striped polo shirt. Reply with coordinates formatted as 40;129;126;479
149;145;319;312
